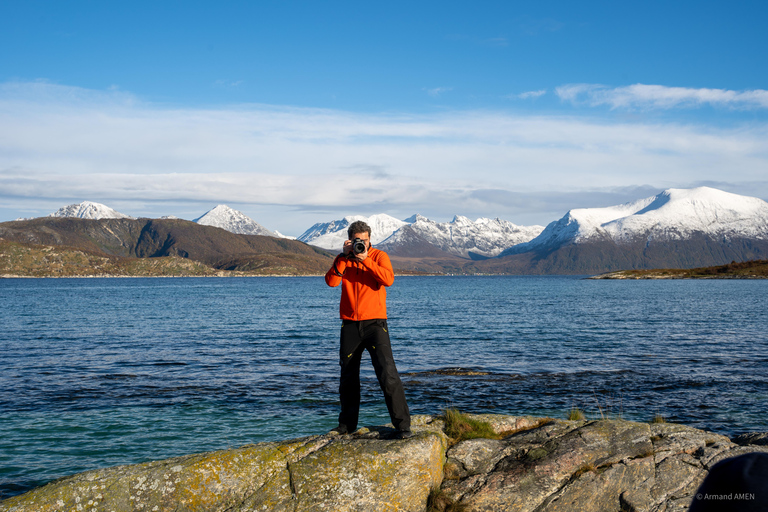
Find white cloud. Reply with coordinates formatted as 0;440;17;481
1;81;767;232
556;83;768;110
516;89;547;100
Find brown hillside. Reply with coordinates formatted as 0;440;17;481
0;239;222;277
0;218;334;275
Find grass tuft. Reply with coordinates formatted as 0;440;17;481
442;408;501;445
567;407;586;421
650;414;666;424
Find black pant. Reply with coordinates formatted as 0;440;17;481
338;319;410;432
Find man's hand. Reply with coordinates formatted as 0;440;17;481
342;239;353;257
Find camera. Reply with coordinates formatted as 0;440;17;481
351;238;367;255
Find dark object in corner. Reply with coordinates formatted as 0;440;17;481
689;452;768;512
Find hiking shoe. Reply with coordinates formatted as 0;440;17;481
328;425;348;436
394;429;414;440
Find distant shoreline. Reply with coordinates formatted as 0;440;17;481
591;259;768;279
0;273;324;279
0;271;440;279
4;269;767;279
3;233;766;279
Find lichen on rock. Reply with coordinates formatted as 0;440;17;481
2;414;767;512
439;415;768;512
0;423;446;512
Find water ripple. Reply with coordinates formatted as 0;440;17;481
1;276;767;499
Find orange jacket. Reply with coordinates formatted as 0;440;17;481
325;247;395;320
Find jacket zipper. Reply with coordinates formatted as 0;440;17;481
354;265;361;320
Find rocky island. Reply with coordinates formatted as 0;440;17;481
2;412;767;512
591;259;768;279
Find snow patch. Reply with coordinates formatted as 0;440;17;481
298;214;408;250
48;201;134;220
383;215;544;258
299;213;543;257
504;187;768;255
193;205;276;237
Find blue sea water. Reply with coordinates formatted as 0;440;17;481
1;276;767;499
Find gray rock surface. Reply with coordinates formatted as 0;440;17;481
0;425;447;512
733;431;768;446
2;414;767;512
440;416;768;512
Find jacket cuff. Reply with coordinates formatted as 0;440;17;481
332;255;348;276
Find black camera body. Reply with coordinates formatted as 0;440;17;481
351;238;367;255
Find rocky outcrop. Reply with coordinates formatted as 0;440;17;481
734;432;768;446
0;426;446;512
2;415;767;512
440;415;768;512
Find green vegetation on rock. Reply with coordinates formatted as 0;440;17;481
3;413;767;511
442;408;502;445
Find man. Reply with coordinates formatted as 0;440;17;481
325;220;412;439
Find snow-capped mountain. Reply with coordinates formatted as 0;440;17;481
48;201;134;220
298;213;543;258
11;186;768;274
193;205;277;237
298;214;409;250
380;215;544;258
36;202;285;238
502;187;768;256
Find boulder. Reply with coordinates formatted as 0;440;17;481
733;431;768;446
0;425;447;512
439;416;768;512
2;414;767;512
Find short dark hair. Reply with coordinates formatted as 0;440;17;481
348;220;372;239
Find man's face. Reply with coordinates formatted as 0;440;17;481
350;232;370;249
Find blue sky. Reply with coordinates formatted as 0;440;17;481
1;0;767;235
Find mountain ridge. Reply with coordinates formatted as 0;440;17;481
379;215;544;259
503;187;768;256
297;214;409;249
48;200;135;220
299;213;544;259
0;217;333;275
5;187;768;274
193;204;279;238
